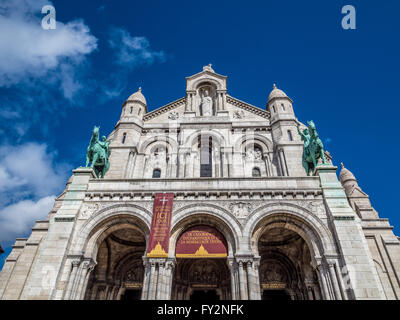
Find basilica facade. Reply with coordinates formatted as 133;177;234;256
1;66;400;300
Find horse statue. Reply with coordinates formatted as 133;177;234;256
85;126;110;178
297;120;327;176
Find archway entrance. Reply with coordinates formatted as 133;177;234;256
258;227;321;300
84;227;146;300
172;225;231;300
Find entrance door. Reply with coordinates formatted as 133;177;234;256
173;225;230;300
190;290;220;301
262;290;291;301
121;289;142;300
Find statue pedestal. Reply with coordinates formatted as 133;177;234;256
73;167;97;179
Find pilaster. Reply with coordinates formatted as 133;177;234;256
316;164;385;299
20;168;95;300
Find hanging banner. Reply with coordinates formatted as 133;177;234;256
146;193;174;258
176;225;227;258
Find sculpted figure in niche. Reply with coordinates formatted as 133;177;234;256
201;90;213;116
254;147;263;160
151;147;167;163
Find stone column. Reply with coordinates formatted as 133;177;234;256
327;260;342;300
177;151;186;178
317;263;331;300
237;260;248;300
156;261;165;300
216;90;229;116
246;258;261;300
147;261;157;300
64;259;81;300
184;91;196;116
263;153;271;176
228;258;238;300
246;261;255;300
170;153;178;178
164;259;176;300
74;259;95;300
141;258;151;300
277;148;288;176
221;147;233;178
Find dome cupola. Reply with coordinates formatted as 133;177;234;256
127;87;147;107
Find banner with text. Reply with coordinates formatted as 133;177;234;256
147;193;174;257
176;225;227;258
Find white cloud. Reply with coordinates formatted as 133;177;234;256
0;143;68;197
0;196;55;242
0;142;70;243
0;0;97;97
108;27;166;68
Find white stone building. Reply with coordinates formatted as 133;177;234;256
1;66;399;300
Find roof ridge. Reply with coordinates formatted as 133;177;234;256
143;97;186;121
226;95;270;119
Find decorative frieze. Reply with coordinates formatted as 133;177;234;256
229;202;253;218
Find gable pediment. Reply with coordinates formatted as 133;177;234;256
186;65;227;92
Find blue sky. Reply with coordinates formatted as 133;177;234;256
0;0;399;270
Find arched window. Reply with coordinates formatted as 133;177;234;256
199;136;212;177
252;167;261;177
122;132;127;144
288;130;293;141
152;169;161;178
272;105;276;113
130;106;133;114
138;108;142;116
281;103;285;111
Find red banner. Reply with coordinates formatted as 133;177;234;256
147;193;174;257
176;226;227;258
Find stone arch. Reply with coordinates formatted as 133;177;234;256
138;135;178;154
183;129;227;149
234;133;273;153
75;204;152;260
191;77;223;91
244;202;335;260
170;204;242;257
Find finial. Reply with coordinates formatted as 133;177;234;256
138;87;142;92
273;83;277;89
203;64;214;72
341;162;344;169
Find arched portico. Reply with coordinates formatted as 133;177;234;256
64;208;151;300
169;215;235;300
247;205;344;300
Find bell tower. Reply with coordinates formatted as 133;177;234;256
267;84;304;176
120;87;147;124
106;87;148;178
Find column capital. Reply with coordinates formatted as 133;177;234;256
82;258;96;271
71;260;81;268
235;254;256;266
